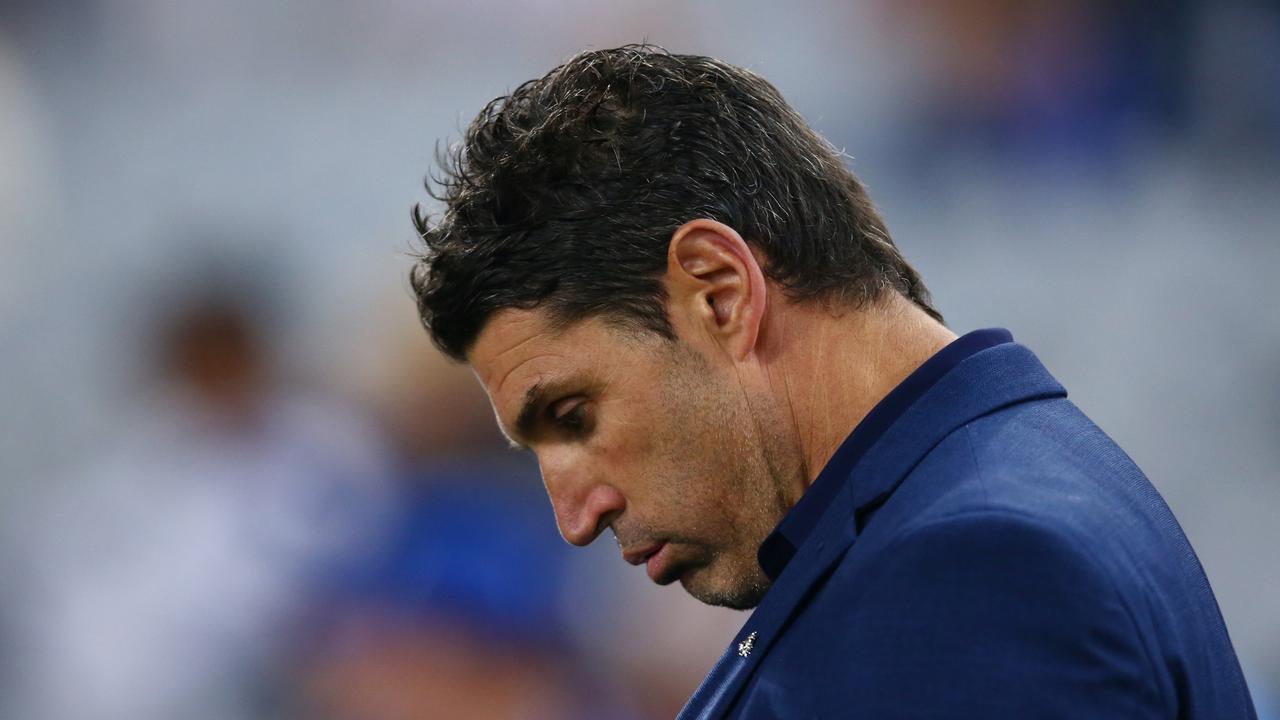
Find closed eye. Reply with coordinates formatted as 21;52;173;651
550;396;592;437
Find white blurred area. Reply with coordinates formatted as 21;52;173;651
0;1;1278;718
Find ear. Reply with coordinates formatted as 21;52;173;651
665;219;767;360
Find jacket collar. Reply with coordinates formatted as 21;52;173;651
757;328;1014;581
845;340;1067;513
677;340;1067;720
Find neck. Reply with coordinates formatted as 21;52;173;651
767;293;957;488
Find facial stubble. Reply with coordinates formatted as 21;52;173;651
652;343;797;610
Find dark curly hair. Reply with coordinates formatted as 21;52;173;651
411;44;942;360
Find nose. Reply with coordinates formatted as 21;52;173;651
538;451;625;546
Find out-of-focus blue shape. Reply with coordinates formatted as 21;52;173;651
336;459;572;649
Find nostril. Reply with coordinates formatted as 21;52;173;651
537;449;626;546
592;507;624;542
557;484;627;547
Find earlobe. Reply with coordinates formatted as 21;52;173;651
666;219;767;358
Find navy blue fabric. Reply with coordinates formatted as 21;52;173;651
678;339;1256;719
758;328;1013;582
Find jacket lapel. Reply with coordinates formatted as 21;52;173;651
677;481;859;720
677;342;1067;719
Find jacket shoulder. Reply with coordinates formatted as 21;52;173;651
858;396;1257;719
908;397;1164;551
824;508;1170;718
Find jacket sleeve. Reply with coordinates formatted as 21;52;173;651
840;511;1170;719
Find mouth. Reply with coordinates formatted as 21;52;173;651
623;541;664;566
622;541;675;584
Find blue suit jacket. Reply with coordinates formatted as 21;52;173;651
678;341;1256;719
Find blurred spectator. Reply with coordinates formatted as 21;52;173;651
887;0;1198;165
3;275;394;720
292;467;626;720
291;321;642;719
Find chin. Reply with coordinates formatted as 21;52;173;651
681;569;771;610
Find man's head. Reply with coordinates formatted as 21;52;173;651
411;45;941;608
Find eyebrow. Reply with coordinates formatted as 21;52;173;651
510;380;548;450
504;375;588;450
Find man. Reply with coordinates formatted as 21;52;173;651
409;45;1257;718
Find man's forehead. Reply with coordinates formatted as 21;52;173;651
481;308;663;393
468;308;566;386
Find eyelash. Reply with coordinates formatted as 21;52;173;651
551;398;591;437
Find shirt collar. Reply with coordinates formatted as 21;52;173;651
756;328;1015;582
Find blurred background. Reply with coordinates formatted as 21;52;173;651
1;0;1278;717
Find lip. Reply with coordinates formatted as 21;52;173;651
644;542;675;584
623;541;665;567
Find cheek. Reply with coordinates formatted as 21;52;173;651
600;358;754;530
647;429;746;532
594;380;674;464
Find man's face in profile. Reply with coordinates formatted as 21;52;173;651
469;307;791;609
